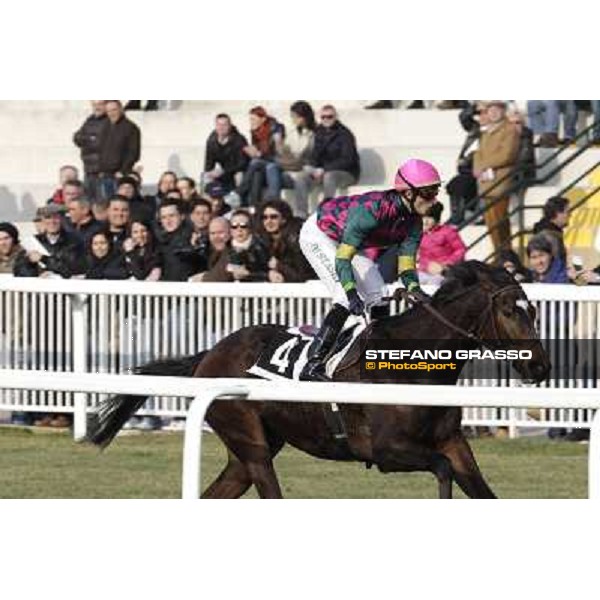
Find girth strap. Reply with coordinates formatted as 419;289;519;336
321;403;353;457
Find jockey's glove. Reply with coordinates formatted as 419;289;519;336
392;287;431;305
346;288;365;316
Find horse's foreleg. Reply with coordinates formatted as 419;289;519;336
431;454;454;500
206;398;285;499
202;453;252;499
438;434;496;499
246;459;283;499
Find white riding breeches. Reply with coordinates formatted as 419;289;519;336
299;214;387;309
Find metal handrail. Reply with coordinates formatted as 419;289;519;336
459;139;596;236
480;182;600;264
468;162;600;258
557;159;600;197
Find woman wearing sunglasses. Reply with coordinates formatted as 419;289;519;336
298;158;442;381
225;209;269;282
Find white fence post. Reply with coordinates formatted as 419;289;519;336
182;386;249;499
70;294;88;440
588;410;600;499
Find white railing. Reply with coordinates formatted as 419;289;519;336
0;277;599;435
0;369;599;499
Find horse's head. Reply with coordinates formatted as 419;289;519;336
433;261;551;384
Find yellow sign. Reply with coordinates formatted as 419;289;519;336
563;182;600;266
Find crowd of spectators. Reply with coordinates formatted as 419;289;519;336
2;168;317;285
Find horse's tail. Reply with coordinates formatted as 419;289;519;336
84;351;208;449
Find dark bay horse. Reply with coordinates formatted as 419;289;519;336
86;261;550;499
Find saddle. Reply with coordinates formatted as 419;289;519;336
247;321;367;457
248;321;365;381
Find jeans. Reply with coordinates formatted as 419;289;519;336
83;173;102;202
590;101;600;140
556;101;577;140
238;158;282;206
527;100;577;139
97;174;118;202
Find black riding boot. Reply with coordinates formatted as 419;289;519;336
370;304;390;321
300;304;350;382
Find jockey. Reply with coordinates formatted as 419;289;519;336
298;158;442;381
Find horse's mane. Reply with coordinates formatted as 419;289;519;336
432;260;517;305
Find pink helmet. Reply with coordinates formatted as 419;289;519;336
394;158;442;192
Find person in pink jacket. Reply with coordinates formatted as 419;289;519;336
417;202;467;285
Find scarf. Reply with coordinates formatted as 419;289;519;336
231;236;253;252
252;119;273;157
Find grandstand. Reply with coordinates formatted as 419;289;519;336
1;100;599;261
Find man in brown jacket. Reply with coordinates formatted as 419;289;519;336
473;101;520;253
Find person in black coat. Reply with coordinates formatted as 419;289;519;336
447;101;485;225
294;105;360;210
73;101;108;202
14;205;86;278
116;175;156;225
203;113;249;193
156;200;207;281
122;220;162;280
97;101;141;201
63;196;104;246
85;230;130;280
508;108;536;196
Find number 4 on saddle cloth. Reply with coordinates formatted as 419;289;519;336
247;320;366;381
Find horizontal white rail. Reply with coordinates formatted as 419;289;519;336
0;369;599;499
1;369;600;409
1;276;600;301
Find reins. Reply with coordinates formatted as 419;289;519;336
391;284;527;350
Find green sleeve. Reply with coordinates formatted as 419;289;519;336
335;205;379;291
397;220;423;291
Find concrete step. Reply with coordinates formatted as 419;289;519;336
535;146;600;187
0;142;459;190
